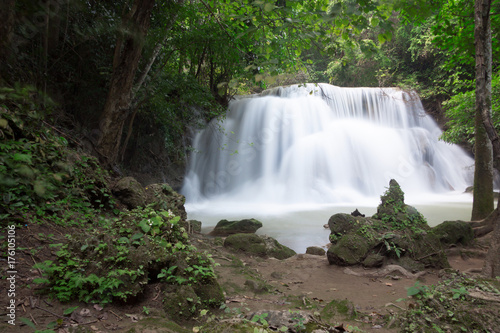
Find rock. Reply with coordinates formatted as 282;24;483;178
210;218;263;236
144;183;187;220
372;179;428;230
351;208;365;217
321;299;357;323
224;233;296;259
112;176;146;209
182;219;202;233
163;285;200;321
247;310;310;329
327;234;371;266
431;220;474;246
362;253;385;268
244;279;269;293
306;246;326;256
327;213;365;243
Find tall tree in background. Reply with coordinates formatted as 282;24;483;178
97;0;155;165
474;0;500;277
0;0;17;82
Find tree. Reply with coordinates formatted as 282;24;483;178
96;0;156;165
474;0;500;277
0;0;16;82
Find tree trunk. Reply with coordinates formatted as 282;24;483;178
474;0;500;278
471;117;494;221
0;0;17;82
97;0;155;165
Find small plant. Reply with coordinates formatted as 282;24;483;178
142;306;151;315
251;312;269;327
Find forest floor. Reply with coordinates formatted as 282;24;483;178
0;222;490;333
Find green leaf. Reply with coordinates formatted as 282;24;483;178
139;220;151;233
264;3;274;12
63;306;79;315
19;317;36;329
13;153;32;164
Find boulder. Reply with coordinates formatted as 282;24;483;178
306;246;326;256
224;233;296;259
327;213;364;243
112;176;146;209
182;220;202;233
210;218;263;236
362;253;385;268
431;220;474;246
327;234;371;266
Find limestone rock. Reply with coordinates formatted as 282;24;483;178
210;218;263;236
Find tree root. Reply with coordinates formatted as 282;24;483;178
343;265;426;279
468;288;500;303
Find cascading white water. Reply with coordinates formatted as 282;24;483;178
182;83;473;206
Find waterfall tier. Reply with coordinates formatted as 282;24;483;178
182;84;473;205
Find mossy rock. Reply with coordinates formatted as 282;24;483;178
408;232;450;269
327;234;371;266
431;220;474;246
112;176;146;209
306;246;326;256
129;317;192;333
163;285;200;321
210;218;263;236
192;278;225;308
321;299;357;323
328;213;366;243
224;233;296;259
362;253;385;268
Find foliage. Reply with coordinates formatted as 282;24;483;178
398;273;500;332
33;205;219;305
0;87;114;227
441;72;500;145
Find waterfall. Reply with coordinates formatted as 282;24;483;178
181;83;473;206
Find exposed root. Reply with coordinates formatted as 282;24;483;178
343;265;426;279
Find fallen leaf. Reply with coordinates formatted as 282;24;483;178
385;283;393;287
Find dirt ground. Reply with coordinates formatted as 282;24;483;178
0;223;488;333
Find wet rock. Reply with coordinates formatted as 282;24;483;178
210;218;263;236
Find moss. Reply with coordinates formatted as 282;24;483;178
132;317;192;333
321;299;357;323
163;285;200;321
192;278;225;307
431;220;474;246
223;233;296;259
327;234;371;265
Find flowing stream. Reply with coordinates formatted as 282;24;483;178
181;84;474;252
